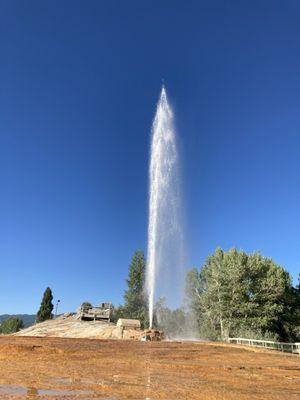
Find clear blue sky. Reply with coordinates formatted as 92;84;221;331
1;1;299;314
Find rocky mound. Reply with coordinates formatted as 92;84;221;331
13;314;143;340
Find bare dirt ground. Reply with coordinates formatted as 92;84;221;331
0;336;299;399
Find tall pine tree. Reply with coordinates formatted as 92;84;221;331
123;251;148;328
36;287;54;323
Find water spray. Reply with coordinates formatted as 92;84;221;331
146;86;181;329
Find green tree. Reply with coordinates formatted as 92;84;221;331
36;287;54;323
0;317;24;334
123;251;148;328
186;248;299;341
109;304;125;324
185;268;205;335
283;276;300;340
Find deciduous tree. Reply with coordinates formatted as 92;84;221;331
186;248;299;341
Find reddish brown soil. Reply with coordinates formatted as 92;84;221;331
0;336;299;399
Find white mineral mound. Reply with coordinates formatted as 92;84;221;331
13;314;138;340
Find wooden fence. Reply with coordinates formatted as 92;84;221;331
228;337;300;355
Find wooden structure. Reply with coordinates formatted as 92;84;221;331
78;302;111;322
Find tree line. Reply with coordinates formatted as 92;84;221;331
0;287;54;334
1;248;299;341
116;248;300;341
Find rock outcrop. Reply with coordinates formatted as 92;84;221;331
13;314;144;340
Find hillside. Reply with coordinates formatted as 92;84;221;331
13;314;143;340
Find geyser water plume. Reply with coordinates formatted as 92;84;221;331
146;86;183;329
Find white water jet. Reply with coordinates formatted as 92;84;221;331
146;86;183;328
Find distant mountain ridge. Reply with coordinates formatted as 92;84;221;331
0;314;35;328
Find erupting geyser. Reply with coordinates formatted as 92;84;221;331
146;86;183;329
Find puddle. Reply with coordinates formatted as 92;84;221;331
0;385;96;397
0;384;172;400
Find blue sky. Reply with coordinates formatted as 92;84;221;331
0;1;299;313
